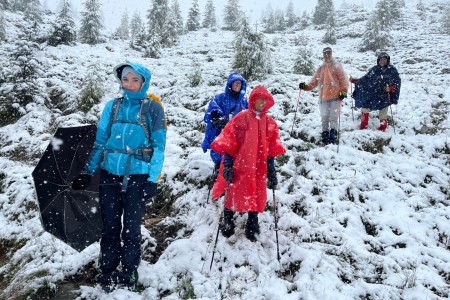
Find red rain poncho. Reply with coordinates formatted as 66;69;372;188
211;86;286;212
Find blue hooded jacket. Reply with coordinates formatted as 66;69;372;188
201;72;248;153
353;52;401;111
85;62;167;182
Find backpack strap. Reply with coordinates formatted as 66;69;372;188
139;98;152;144
108;97;123;136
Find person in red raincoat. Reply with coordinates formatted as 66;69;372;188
211;85;286;242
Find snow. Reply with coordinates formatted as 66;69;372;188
1;1;450;299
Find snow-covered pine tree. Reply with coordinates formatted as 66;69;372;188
171;0;184;35
232;19;272;80
0;0;9;10
77;63;104;113
285;0;297;28
0;25;42;126
48;0;77;46
78;0;103;45
358;13;391;52
416;0;425;21
274;9;285;32
23;0;42;23
0;5;5;41
293;47;314;76
442;5;450;34
202;0;216;29
374;0;400;29
223;0;243;31
300;11;310;29
322;10;336;44
313;0;334;26
130;12;144;43
261;3;275;33
147;0;178;47
186;0;200;31
115;11;130;40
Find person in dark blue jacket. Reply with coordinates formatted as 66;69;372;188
350;52;401;131
202;72;248;173
72;62;167;291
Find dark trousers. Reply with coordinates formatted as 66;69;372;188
98;170;147;276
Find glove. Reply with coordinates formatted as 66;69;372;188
349;77;359;84
222;152;234;184
338;92;347;100
72;173;92;190
298;82;306;90
141;181;157;199
211;111;227;128
386;85;396;93
223;164;233;184
267;170;278;189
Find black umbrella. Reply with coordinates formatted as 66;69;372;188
32;125;102;252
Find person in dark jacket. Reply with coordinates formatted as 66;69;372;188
202;72;248;177
350;52;401;131
72;62;167;291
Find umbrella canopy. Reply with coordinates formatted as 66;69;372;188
32;125;102;252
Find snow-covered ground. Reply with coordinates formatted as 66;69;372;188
1;2;450;299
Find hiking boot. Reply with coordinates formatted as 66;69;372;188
220;208;235;238
95;272;116;292
116;270;138;290
321;131;330;145
245;212;260;242
360;113;369;129
378;119;388;132
329;129;338;144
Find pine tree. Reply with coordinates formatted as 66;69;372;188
171;0;184;35
130;12;144;44
202;0;216;29
261;4;275;33
322;10;336;44
232;19;272;80
374;0;402;29
223;0;243;31
274;9;285;32
312;0;334;25
77;64;104;113
293;47;314;76
79;0;103;45
358;13;391;52
0;26;42;125
186;0;200;31
0;5;5;41
23;0;42;22
285;0;297;28
442;5;450;35
300;11;310;29
416;0;425;21
48;0;77;46
115;11;130;40
147;0;178;47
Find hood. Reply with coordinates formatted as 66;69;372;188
248;85;274;114
225;72;247;98
114;62;152;100
377;52;390;66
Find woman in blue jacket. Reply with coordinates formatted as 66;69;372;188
72;62;167;290
202;72;248;171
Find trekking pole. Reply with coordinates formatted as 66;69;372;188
206;165;218;204
290;89;302;136
386;84;396;135
209;210;223;271
272;189;281;262
209;184;228;271
337;100;342;154
350;80;354;121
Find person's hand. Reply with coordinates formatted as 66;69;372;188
72;173;92;190
267;170;278;189
211;111;226;128
386;85;396;93
223;164;233;184
338;92;347;100
298;82;306;90
349;77;359;84
141;181;157;199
